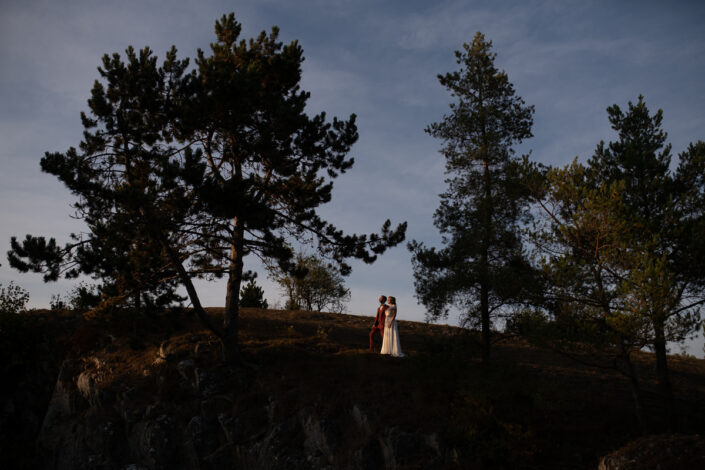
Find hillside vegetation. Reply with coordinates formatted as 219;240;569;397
2;307;704;469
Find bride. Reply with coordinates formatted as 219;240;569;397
380;296;404;357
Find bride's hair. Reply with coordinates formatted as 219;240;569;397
388;296;396;305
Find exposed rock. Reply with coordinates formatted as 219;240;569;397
204;443;238;469
31;351;458;470
355;438;385;470
184;414;219;462
195;368;221;399
218;406;269;444
351;404;371;435
381;427;442;469
38;360;86;449
157;340;177;360
137;414;181;470
598;434;705;470
76;370;101;407
177;359;196;384
194;340;220;361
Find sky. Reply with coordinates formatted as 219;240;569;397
1;0;704;356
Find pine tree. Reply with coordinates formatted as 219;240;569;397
8;13;406;364
529;98;705;431
239;279;268;309
586;97;705;429
8;46;188;312
408;33;535;363
526;161;651;432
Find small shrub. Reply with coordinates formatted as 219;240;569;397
51;283;102;313
286;325;298;337
0;281;30;314
49;293;67;311
315;325;331;342
68;282;101;311
240;279;268;308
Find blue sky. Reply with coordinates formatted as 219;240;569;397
1;0;704;356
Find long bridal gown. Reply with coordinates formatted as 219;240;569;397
380;305;404;357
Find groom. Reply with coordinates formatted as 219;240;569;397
369;295;387;350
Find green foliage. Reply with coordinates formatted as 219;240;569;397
528;96;705;430
0;281;30;314
48;294;66;311
408;32;536;362
268;252;351;313
315;325;331;341
239;279;268;309
50;282;101;312
285;324;298;337
7;44;188;311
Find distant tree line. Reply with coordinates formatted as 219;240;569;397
267;251;351;313
411;32;705;433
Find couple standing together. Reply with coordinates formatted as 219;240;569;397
369;295;404;357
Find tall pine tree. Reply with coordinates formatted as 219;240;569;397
586;97;705;429
527;97;705;431
408;33;535;363
8;46;188;312
8;14;407;364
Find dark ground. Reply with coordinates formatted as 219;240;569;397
1;307;704;469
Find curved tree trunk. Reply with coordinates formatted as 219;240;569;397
654;324;675;431
223;216;245;364
620;349;649;435
480;156;492;365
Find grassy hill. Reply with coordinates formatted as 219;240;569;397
2;307;705;469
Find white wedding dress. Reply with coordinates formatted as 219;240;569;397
380;305;404;357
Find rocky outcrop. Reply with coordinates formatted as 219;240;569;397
34;351;456;470
598;434;705;470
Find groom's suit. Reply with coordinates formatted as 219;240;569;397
369;304;387;350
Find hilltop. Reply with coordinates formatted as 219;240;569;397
1;307;705;469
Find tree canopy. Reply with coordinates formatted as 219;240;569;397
7;13;406;363
525;97;705;431
409;32;536;363
268;252;351;313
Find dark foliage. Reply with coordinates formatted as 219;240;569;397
7;13;406;363
409;32;537;363
240;279;268;309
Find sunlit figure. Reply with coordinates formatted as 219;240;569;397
380;296;404;357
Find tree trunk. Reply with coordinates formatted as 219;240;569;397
135;289;141;313
654;323;675;431
480;281;490;364
223;216;245;364
620;350;648;435
480;158;492;365
147;216;222;337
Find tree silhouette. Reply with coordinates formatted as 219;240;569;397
268;252;350;313
8;13;406;364
409;33;535;363
239;279;268;309
527;97;705;431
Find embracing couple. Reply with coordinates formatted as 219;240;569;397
369;295;404;357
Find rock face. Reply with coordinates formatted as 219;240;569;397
33;354;455;470
598;434;705;470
